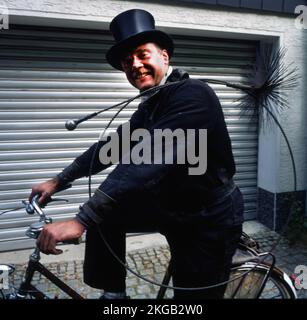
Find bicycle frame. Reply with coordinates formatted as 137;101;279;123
6;235;297;300
2;196;297;300
8;194;84;299
16;246;83;299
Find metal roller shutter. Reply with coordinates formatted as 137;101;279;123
0;25;258;251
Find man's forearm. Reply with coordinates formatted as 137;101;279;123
75;189;116;229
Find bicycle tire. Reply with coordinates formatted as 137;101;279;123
0;264;16;299
224;263;297;299
0;290;5;299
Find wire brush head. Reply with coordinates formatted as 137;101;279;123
238;44;300;129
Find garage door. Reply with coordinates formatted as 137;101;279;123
0;25;258;251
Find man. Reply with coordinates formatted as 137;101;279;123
30;9;244;299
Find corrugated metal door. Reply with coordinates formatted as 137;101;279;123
0;25;258;251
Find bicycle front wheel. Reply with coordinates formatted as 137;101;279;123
0;264;16;299
224;263;297;299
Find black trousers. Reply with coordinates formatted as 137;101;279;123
83;187;244;299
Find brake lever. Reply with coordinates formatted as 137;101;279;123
23;196;68;216
22;199;35;214
48;198;69;203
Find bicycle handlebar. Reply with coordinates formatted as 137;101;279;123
23;184;82;245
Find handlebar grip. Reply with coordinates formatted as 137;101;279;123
62;237;82;245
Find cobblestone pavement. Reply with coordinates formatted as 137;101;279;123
4;230;307;299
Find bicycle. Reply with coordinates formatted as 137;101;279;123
0;195;297;299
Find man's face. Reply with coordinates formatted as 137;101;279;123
121;43;169;91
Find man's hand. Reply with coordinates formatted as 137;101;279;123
37;219;85;255
29;177;60;206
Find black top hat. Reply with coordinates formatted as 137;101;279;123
106;9;174;71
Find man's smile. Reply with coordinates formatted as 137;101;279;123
133;71;152;80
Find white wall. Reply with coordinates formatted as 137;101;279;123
3;0;307;194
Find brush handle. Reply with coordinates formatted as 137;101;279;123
199;79;253;91
225;82;254;91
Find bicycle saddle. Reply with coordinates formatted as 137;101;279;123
232;247;261;266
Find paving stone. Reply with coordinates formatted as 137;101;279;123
126;278;138;287
136;284;152;294
87;291;101;299
126;287;137;297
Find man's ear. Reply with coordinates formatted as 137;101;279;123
161;49;170;65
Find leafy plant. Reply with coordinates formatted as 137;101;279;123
284;199;307;245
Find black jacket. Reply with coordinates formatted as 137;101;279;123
58;69;236;228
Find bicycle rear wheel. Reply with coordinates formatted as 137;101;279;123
224;263;296;299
